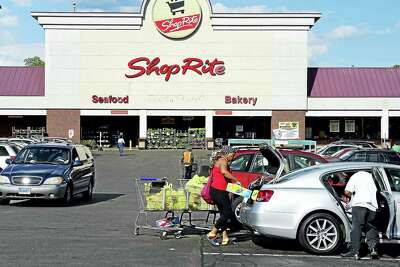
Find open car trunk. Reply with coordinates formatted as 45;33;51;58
248;144;284;191
321;168;393;238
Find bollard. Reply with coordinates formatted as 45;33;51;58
129;140;132;150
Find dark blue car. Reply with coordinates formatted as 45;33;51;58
0;144;95;206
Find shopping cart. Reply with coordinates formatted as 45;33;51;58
134;177;215;239
166;0;185;16
134;177;185;239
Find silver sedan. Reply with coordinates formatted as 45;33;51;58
240;162;400;255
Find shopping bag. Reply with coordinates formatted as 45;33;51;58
201;176;214;205
226;183;252;200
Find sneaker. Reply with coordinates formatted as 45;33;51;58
370;248;379;260
341;250;360;260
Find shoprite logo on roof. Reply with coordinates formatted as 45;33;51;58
153;0;202;39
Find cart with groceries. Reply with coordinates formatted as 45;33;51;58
133;175;216;240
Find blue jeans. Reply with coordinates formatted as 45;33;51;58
118;145;124;155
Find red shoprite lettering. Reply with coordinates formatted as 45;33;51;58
92;95;129;104
125;57;225;81
155;14;201;34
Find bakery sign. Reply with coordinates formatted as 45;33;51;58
153;0;202;39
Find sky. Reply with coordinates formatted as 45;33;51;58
0;0;399;67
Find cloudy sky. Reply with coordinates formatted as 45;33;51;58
0;0;399;66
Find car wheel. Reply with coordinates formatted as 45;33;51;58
61;184;73;206
0;199;10;205
82;179;94;201
231;197;244;222
298;213;343;255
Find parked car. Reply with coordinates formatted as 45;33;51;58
317;144;360;158
231;147;328;188
229;146;327;220
0;144;17;171
0;143;95;206
332;140;378;148
333;148;400;165
240;162;400;255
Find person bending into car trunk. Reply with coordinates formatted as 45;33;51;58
207;146;240;246
341;171;379;260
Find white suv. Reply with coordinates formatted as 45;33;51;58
0;144;17;171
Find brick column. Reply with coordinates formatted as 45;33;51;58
47;110;81;143
271;111;306;140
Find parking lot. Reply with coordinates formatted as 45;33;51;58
1;150;400;267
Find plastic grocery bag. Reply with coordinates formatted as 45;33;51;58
226;183;252;199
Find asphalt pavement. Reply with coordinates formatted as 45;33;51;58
0;150;399;267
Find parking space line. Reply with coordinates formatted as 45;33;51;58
202;252;400;262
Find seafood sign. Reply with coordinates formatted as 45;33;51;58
125;57;226;81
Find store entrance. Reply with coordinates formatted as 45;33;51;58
306;117;381;144
81;116;139;148
0;115;46;138
390;117;400;144
213;117;271;144
147;116;206;149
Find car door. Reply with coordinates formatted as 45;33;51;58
70;148;84;192
382;167;400;238
74;146;91;193
230;153;253;188
373;167;397;239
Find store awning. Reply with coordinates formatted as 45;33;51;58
0;66;44;96
308;67;400;98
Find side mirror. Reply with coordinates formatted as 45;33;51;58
5;159;12;165
73;160;83;167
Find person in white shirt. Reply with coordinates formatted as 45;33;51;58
341;171;379;260
117;134;125;156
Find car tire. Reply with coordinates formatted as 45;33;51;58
298;213;343;255
0;199;10;205
61;184;73;206
231;197;244;222
82;179;94;201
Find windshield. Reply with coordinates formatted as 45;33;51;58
15;147;71;165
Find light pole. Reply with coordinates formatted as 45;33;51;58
72;1;76;12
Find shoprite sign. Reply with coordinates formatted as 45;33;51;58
153;0;202;39
125;57;225;81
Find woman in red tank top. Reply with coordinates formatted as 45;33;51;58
207;146;240;246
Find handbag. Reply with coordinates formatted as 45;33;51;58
201;173;214;205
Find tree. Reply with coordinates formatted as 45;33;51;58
24;56;45;67
393;65;400;68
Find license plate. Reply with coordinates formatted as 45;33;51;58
18;187;31;195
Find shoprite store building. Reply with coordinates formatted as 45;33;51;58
1;0;400;148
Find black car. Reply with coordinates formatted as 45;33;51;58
0;144;95;206
337;148;400;165
332;140;378;148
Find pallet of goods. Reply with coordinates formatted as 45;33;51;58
146;128;206;149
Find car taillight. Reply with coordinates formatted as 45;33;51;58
256;190;274;202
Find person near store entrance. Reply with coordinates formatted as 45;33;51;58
117;134;125;156
341;171;379;260
181;148;194;179
207;146;240;246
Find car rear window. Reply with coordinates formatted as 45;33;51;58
0;146;9;156
385;152;400;163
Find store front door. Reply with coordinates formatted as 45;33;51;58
213;116;271;146
81;116;139;148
